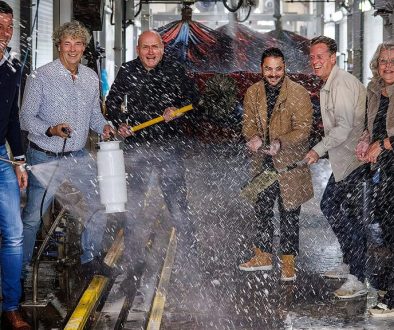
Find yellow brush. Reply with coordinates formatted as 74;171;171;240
240;160;307;203
129;104;193;132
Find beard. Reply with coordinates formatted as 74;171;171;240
263;75;284;87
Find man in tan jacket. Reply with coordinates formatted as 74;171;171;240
240;48;313;281
305;36;368;299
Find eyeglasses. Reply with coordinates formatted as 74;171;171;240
378;58;394;66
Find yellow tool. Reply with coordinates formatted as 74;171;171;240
130;104;193;132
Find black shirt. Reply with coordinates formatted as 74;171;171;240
264;79;281;123
0;54;24;156
372;94;393;172
262;79;282;169
106;57;199;144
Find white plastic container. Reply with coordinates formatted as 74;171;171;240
97;141;127;213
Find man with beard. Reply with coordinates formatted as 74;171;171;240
239;48;313;281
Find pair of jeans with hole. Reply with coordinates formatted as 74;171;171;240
21;146;108;279
0;144;23;311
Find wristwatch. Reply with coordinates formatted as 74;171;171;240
379;139;385;150
14;155;25;162
389;136;394;150
45;127;53;137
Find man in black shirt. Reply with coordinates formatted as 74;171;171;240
106;30;199;269
0;1;31;328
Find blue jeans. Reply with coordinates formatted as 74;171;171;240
0;145;23;311
22;146;108;278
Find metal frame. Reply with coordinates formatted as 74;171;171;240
22;208;67;307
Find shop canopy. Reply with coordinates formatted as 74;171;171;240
157;19;236;73
262;29;313;74
216;22;273;73
158;19;312;75
217;23;312;75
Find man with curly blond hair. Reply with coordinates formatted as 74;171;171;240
20;21;115;286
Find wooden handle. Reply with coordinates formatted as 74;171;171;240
130;104;193;133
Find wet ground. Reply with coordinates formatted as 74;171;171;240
1;140;394;329
154;141;394;330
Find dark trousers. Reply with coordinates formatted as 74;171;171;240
254;181;301;255
121;144;195;271
320;165;367;282
372;167;394;308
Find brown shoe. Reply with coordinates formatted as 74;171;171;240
2;310;31;330
281;255;296;281
239;248;272;271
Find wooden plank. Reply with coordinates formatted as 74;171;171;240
146;228;177;330
93;273;128;330
64;275;109;330
103;228;124;267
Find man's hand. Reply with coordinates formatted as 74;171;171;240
163;107;179;122
102;124;116;139
304;149;320;165
355;130;370;161
365;141;382;164
117;123;134;138
246;135;263;153
355;140;370;161
51;124;72;138
15;164;28;189
263;139;281;156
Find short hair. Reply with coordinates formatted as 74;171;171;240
310;36;337;55
52;20;90;47
0;1;13;16
261;47;285;66
369;40;394;83
137;30;163;47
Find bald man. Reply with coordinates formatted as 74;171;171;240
106;31;199;272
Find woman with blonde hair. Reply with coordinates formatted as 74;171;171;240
356;40;394;317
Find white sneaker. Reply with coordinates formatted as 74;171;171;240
323;263;349;279
334;274;368;299
378;290;388;299
369;303;394;317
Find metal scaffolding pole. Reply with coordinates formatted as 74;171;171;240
274;0;282;30
351;0;363;82
114;0;124;74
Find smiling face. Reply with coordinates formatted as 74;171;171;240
58;35;86;73
309;43;336;81
136;31;164;70
378;48;394;87
261;56;285;87
0;12;13;57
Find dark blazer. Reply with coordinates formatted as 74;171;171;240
0;52;23;156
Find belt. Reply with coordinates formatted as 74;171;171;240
29;142;74;157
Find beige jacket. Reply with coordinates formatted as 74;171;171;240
366;80;394;137
243;76;314;210
313;66;366;182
